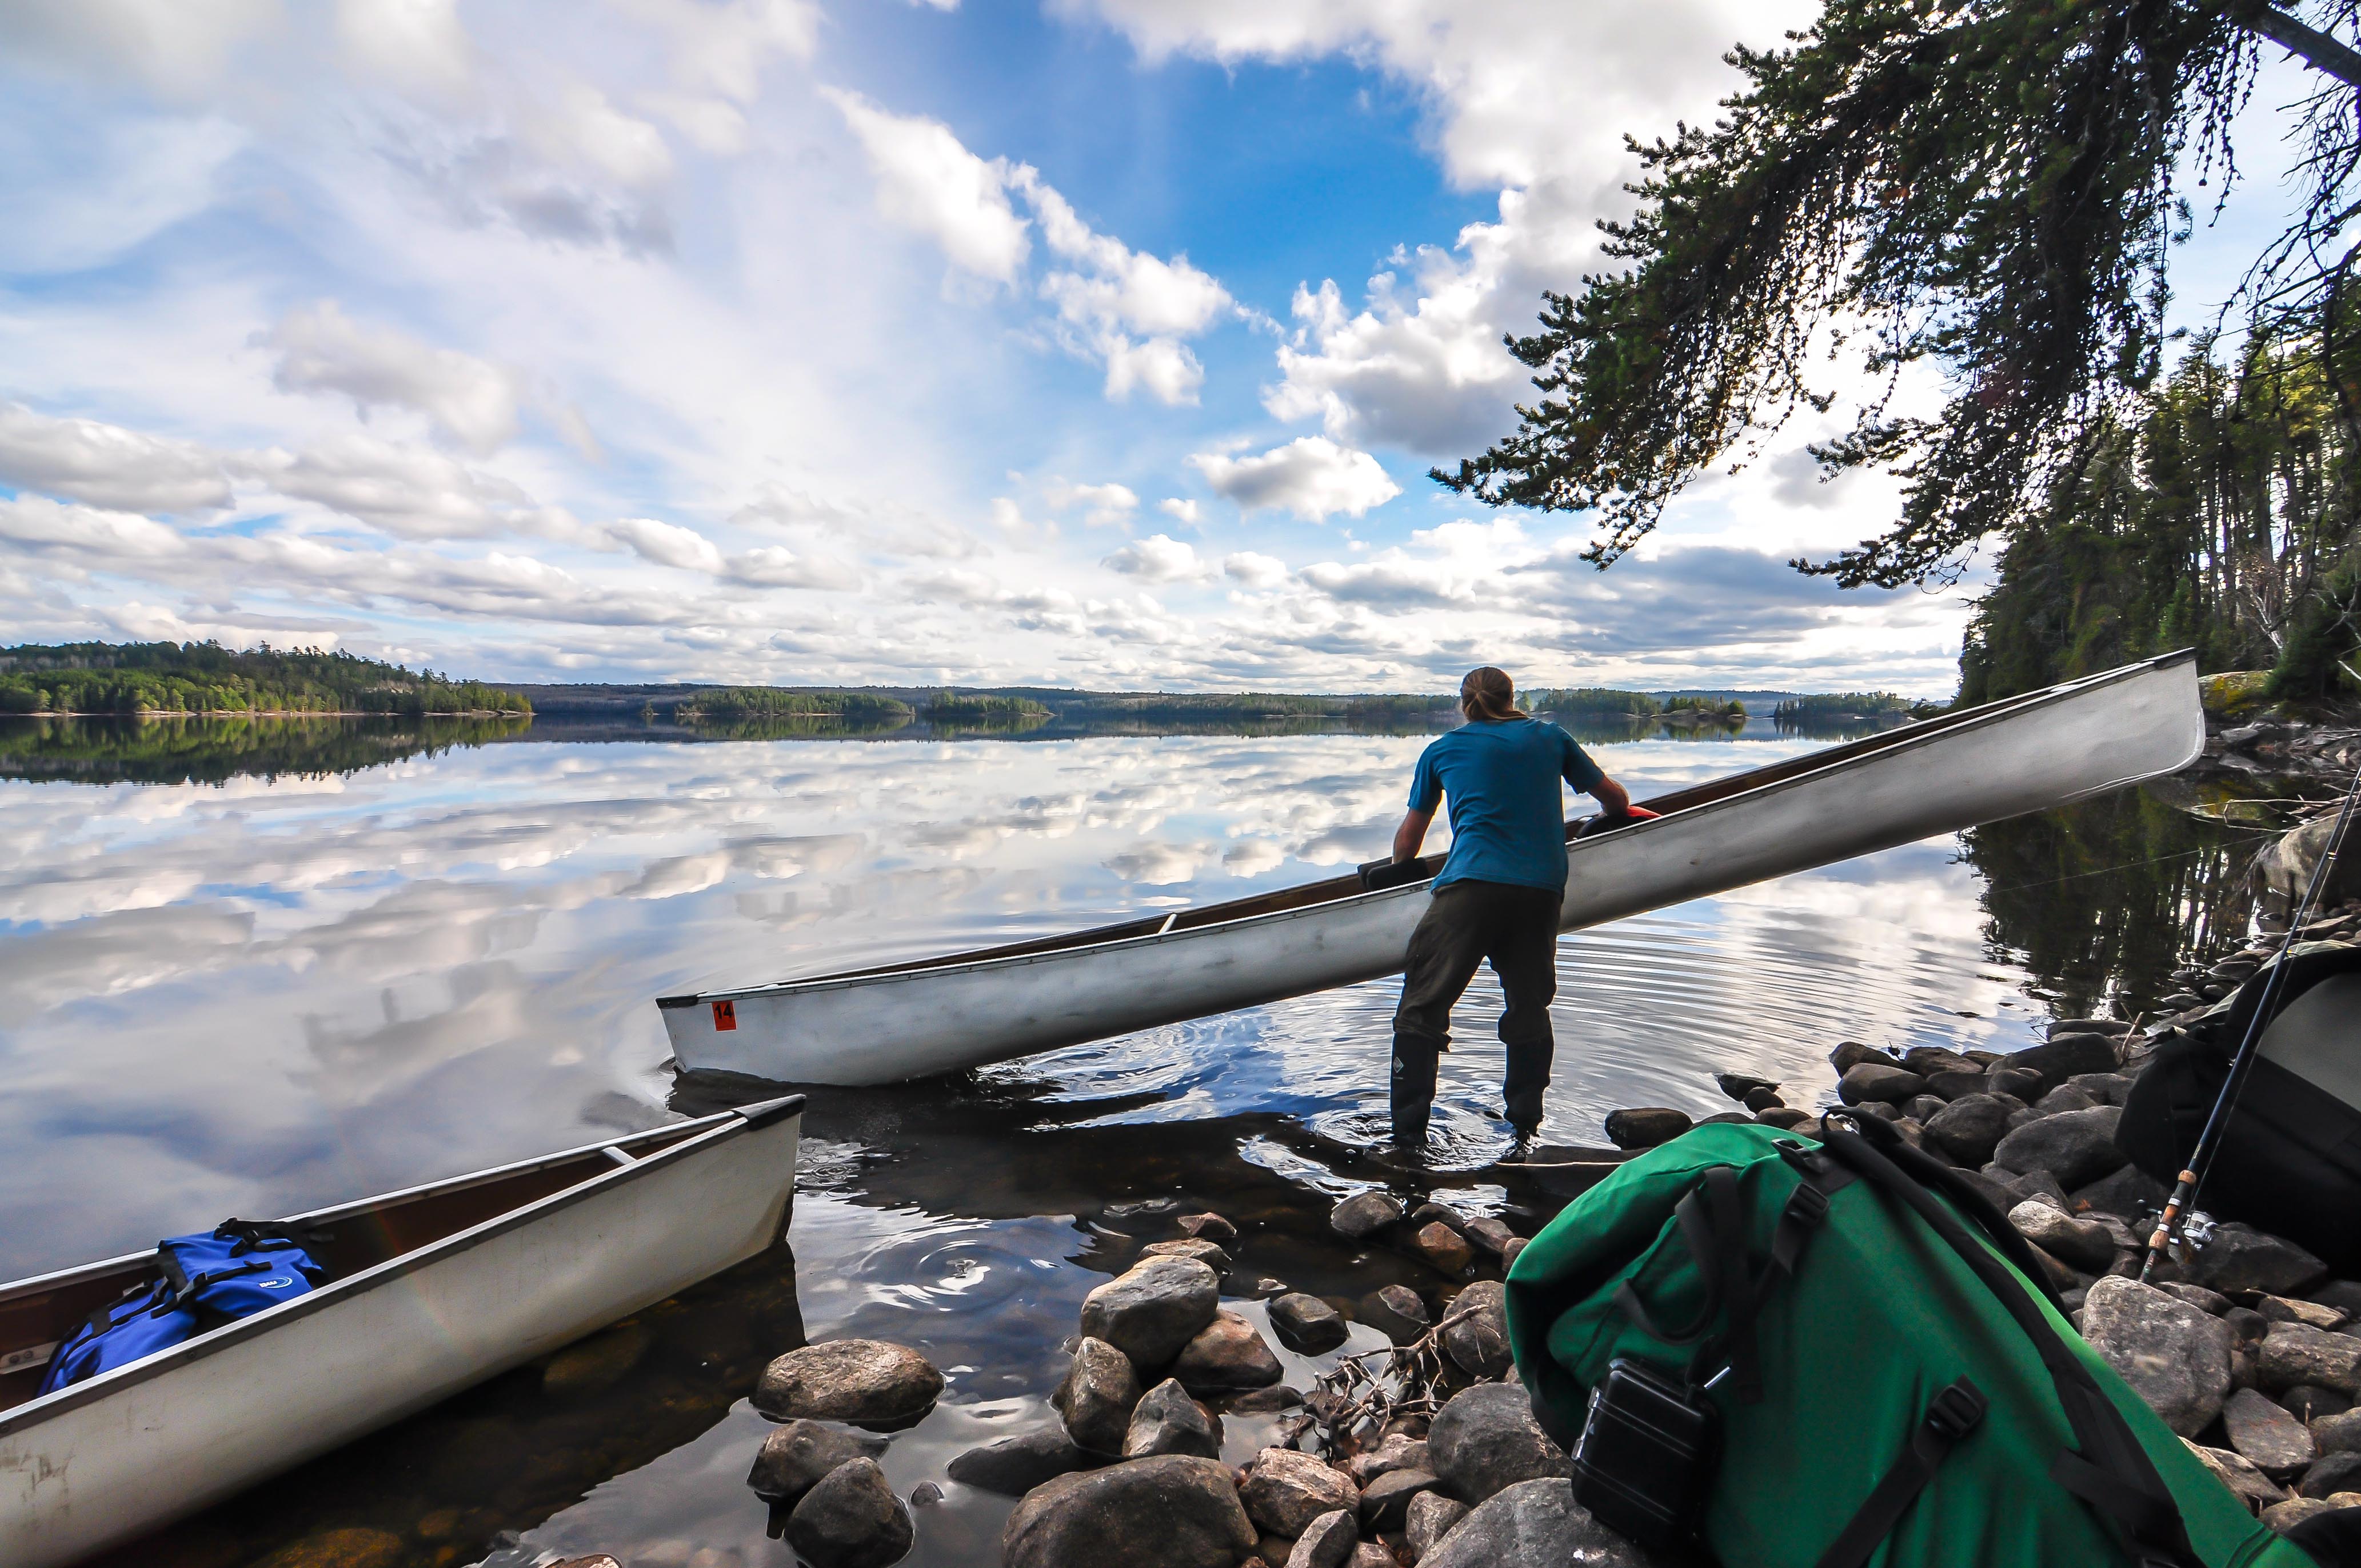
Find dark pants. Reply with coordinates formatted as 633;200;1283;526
1391;879;1560;1142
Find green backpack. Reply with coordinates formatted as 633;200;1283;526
1503;1118;2314;1568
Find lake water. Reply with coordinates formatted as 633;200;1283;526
0;714;2275;1568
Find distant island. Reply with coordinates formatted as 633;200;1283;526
0;642;533;717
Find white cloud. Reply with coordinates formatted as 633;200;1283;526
1102;532;1207;583
825;89;1032;282
335;0;473;100
617;0;819;99
0;403;231;513
1190;436;1400;521
533;82;674;189
1158;497;1200;525
726;545;859;590
605;515;724;573
244;433;530;539
1046;479;1139;523
0;0;282;99
265;302;519;454
1223;550;1288;589
1102;335;1205;406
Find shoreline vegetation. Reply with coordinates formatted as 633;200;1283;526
0;641;532;718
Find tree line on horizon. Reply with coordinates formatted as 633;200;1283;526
0;641;533;717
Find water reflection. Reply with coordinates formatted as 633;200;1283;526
0;717;2284;1568
0;714;530;786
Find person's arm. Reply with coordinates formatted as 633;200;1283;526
1393;806;1435;863
1591;774;1631;815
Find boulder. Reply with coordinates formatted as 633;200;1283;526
1054;1336;1144;1454
784;1458;913;1568
1418;1478;1662;1568
947;1429;1092;1496
1173;1310;1284;1393
1331;1192;1404;1241
2315;1409;2361;1454
746;1419;888;1502
2224;1387;2318;1478
1838;1063;1927;1106
2312;1281;2361;1318
1923;1094;2015;1167
1003;1455;1257;1568
2301;1450;2361;1499
1460;1215;1519;1258
1081;1258;1223;1369
2008;1201;2118;1273
1428;1383;1568;1505
1178;1212;1239;1245
1991;1106;2127;1190
2186;1225;2331;1300
1924;1067;1992;1101
1348;1435;1429;1485
1756;1107;1813;1131
753;1340;944;1428
1284;1510;1357;1568
2263;1496;2339;1532
2066;1072;2136;1106
1361;1285;1432;1346
1269;1292;1351;1354
1743;1087;1785;1113
2160;1282;2234;1316
2287;1387;2352;1425
1359;1467;1440;1529
1444;1315;1512;1381
1716;1071;1781;1102
2183;1441;2287;1510
2070;1163;2170;1221
1409;1202;1469;1236
2033;1085;2099;1115
1125;1378;1224;1459
1405;1491;1470;1559
1409;1222;1476;1277
1603;1107;1692;1149
1499;1236;1528;1269
2003;1034;2120;1086
1144;1238;1234;1273
2079;1277;2234;1436
1990;1066;2047;1101
1829;1041;1900;1073
2258;1324;2361;1397
1903;1094;1949;1123
2264;1295;2350;1331
1240;1448;1359;1537
1903;1045;1979;1077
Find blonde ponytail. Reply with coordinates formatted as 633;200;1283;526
1460;666;1527;723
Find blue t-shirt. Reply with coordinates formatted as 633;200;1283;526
1409;718;1607;893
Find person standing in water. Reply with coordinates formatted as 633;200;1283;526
1385;666;1650;1153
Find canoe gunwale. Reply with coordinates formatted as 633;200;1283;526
0;1094;804;1439
671;650;2200;1009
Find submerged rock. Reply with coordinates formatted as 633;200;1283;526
1241;1448;1359;1537
1081;1257;1222;1369
947;1428;1092;1496
1419;1478;1661;1568
1361;1285;1432;1346
1603;1107;1691;1149
1269;1293;1349;1354
754;1341;944;1427
1409;1222;1475;1277
1331;1191;1404;1241
2079;1278;2233;1437
1427;1383;1568;1505
1173;1309;1284;1392
1002;1455;1255;1568
1054;1335;1144;1455
784;1458;913;1568
747;1419;888;1502
1125;1377;1224;1460
1177;1212;1239;1245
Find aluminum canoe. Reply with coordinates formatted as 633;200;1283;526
0;1095;804;1568
659;651;2205;1087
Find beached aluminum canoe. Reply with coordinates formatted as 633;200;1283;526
661;651;2206;1087
0;1095;803;1568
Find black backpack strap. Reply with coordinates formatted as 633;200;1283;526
1816;1125;2204;1568
1814;1378;1988;1568
1613;1166;1743;1347
213;1217;334;1254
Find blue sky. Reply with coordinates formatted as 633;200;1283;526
0;1;2327;694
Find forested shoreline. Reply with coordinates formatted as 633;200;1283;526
0;642;533;717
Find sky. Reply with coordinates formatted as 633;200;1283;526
0;1;2324;695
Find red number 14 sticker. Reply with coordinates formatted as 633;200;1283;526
712;999;737;1031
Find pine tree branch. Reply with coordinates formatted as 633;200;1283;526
2223;2;2361;90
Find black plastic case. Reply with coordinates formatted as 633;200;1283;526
1569;1357;1721;1549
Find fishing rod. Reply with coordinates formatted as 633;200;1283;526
2141;757;2361;1283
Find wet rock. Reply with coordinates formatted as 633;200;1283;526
1924;1068;1991;1101
1923;1094;2015;1167
2162;1282;2234;1315
2066;1072;2135;1106
1715;1071;1780;1102
1226;1385;1304;1414
542;1324;650;1397
1447;1280;1507;1337
2264;1295;2350;1331
1081;1257;1223;1369
1990;1066;2047;1101
1405;1491;1469;1559
2187;1225;2331;1300
2005;1034;2121;1086
2225;1387;2318;1478
1178;1212;1239;1246
946;1429;1091;1496
1603;1107;1692;1149
1852;1100;1901;1122
747;1419;888;1502
2070;1163;2170;1221
1174;1310;1284;1393
1331;1192;1404;1241
1144;1238;1235;1273
1407;1222;1475;1277
1360;1468;1440;1529
1285;1509;1357;1568
1756;1107;1813;1131
2009;1201;2116;1273
754;1340;945;1428
1241;1448;1359;1537
257;1529;406;1568
1743;1086;1785;1113
1348;1435;1429;1485
1829;1041;1900;1074
1409;1202;1468;1236
1419;1478;1659;1568
1269;1293;1349;1354
1459;1215;1518;1258
1839;1063;1927;1105
2184;1441;2287;1510
1361;1285;1432;1346
1901;1094;1947;1122
2302;1450;2361;1499
1903;1045;1979;1077
1428;1383;1569;1505
1444;1317;1512;1381
1054;1335;1144;1454
2259;1323;2361;1396
1499;1236;1528;1269
785;1458;913;1568
1991;1107;2126;1190
909;1481;942;1508
2288;1387;2352;1425
1003;1455;1256;1568
2080;1277;2234;1436
1125;1377;1224;1459
2034;1085;2099;1115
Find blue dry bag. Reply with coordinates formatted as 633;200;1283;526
37;1219;329;1396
